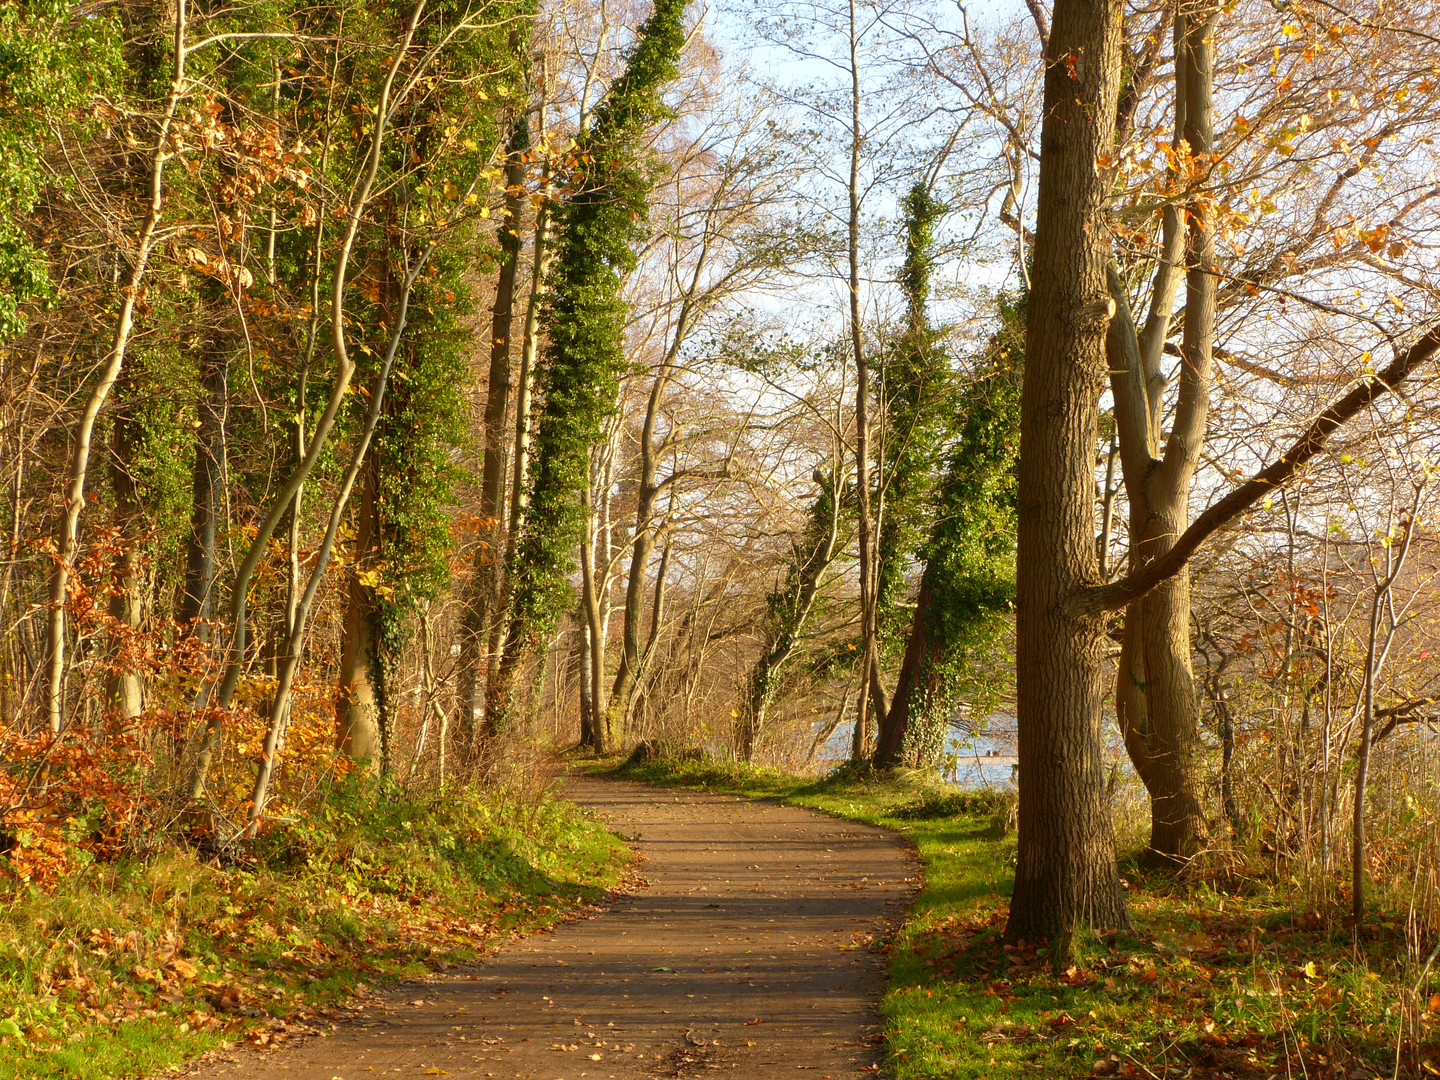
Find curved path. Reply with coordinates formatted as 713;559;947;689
183;774;917;1080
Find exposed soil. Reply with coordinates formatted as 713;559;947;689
176;773;918;1080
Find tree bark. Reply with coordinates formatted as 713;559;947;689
740;467;844;761
1005;0;1130;945
247;240;432;830
188;2;425;798
1105;7;1219;862
846;0;885;759
336;451;381;762
579;474;610;752
105;390;145;720
873;573;942;768
576;618;596;749
456;116;529;742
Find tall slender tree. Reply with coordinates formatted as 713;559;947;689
487;0;691;743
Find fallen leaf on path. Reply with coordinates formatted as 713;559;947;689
744;1017;764;1026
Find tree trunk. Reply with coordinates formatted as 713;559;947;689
337;451;381;763
1107;7;1218;864
576;619;596;749
873;573;943;768
247;239;433;829
456;117;530;740
846;0;885;759
606;365;675;737
179;354;226;641
187;4;423;799
105;394;145;720
740;468;843;761
45;0;187;733
1005;0;1130;946
1116;555;1209;861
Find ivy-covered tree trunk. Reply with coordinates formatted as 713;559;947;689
874;574;942;767
873;309;1022;771
337;451;382;763
873;183;949;648
178;353;226;641
740;467;844;761
486;0;691;736
869;180;957;767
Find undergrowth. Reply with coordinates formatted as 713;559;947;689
0;774;629;1079
592;749;1440;1080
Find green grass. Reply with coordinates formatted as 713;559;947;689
0;775;631;1079
588;750;1439;1080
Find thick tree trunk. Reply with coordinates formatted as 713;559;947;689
1005;0;1129;946
1116;551;1210;861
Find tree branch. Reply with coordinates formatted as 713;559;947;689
1071;320;1440;616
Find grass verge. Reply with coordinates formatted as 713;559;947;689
0;775;630;1080
586;750;1438;1080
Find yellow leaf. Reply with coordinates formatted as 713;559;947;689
1303;961;1319;979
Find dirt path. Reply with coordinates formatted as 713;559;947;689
180;774;917;1080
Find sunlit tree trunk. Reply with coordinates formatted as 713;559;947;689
457;115;530;745
1005;0;1130;946
1107;7;1219;863
337;452;381;763
45;0;188;733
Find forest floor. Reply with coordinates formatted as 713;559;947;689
603;752;1437;1080
168;771;915;1080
